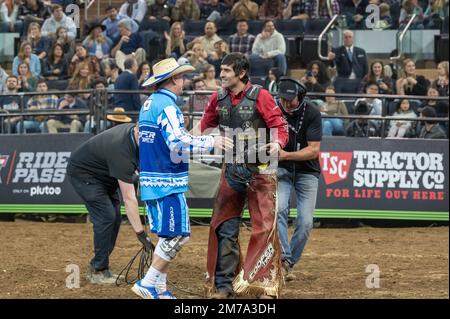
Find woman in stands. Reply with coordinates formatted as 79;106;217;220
23;22;51;59
266;67;282;95
424;0;446;29
82;21;113;61
17;61;37;92
137;61;151;87
183;42;208;73
53;26;75;58
69;42;101;78
41;42;69;82
12;41;41;77
201;63;221;90
358;60;393;95
301;60;331;96
69;61;93;102
164;21;187;59
396;58;429;96
258;0;284;20
433;61;449;96
319;86;349;136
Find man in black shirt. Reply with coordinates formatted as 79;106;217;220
67;123;152;284
275;77;322;282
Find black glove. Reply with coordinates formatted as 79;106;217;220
136;231;154;252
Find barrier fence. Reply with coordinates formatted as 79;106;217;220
0;90;448;221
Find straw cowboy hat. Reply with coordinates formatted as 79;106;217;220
107;107;133;123
142;58;195;87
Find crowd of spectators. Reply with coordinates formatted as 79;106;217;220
0;0;448;138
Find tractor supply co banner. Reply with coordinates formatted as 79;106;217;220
0;134;92;204
0;134;448;220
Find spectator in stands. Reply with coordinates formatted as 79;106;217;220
0;64;8;93
265;67;281;95
258;0;283;19
328;30;368;93
164;21;187;59
0;75;21;133
282;0;309;20
102;5;139;40
191;77;210;112
17;78;55;133
418;106;447;138
112;57;141;112
342;0;369;29
433;61;449;96
396;58;429;96
200;0;230;21
147;0;173;21
250;20;287;75
375;2;393;30
358;60;393;94
356;81;383;117
119;0;147;23
318;86;349;136
100;58;120;90
424;0;446;28
23;22;51;60
387;99;418;137
399;0;424;29
82;21;113;61
17;62;37;92
306;0;340;19
419;85;449;118
41;4;77;40
137;61;151;87
69;42;100;78
191;21;223;57
301;60;331;95
111;19;146;71
208;39;229;63
53;26;75;58
183;42;208;72
46;91;85;133
17;0;50;35
228;20;255;57
0;0;22;33
345;100;379;137
171;0;200;21
202;63;221;90
42;42;69;81
12;41;41;77
69;61;93;102
231;0;259;20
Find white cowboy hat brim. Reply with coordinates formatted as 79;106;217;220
142;64;195;87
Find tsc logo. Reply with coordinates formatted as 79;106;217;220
0;155;10;184
320;152;353;185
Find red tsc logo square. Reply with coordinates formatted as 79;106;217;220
320;152;353;185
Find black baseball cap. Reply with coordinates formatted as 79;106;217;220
418;106;437;118
280;77;308;102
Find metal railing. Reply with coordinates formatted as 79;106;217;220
0;89;448;139
318;14;339;61
390;14;418;73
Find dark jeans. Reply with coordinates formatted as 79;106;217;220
68;173;121;271
215;217;241;292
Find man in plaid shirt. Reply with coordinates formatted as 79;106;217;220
20;79;59;133
228;20;255;57
306;0;340;19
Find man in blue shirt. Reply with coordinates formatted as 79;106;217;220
102;6;139;40
131;57;232;299
111;19;146;71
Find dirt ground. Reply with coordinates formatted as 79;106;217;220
0;219;448;299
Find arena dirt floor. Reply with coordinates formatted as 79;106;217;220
0;219;448;299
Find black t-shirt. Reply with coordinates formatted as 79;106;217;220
67;123;139;186
278;100;322;176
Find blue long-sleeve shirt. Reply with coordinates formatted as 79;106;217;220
12;54;41;77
